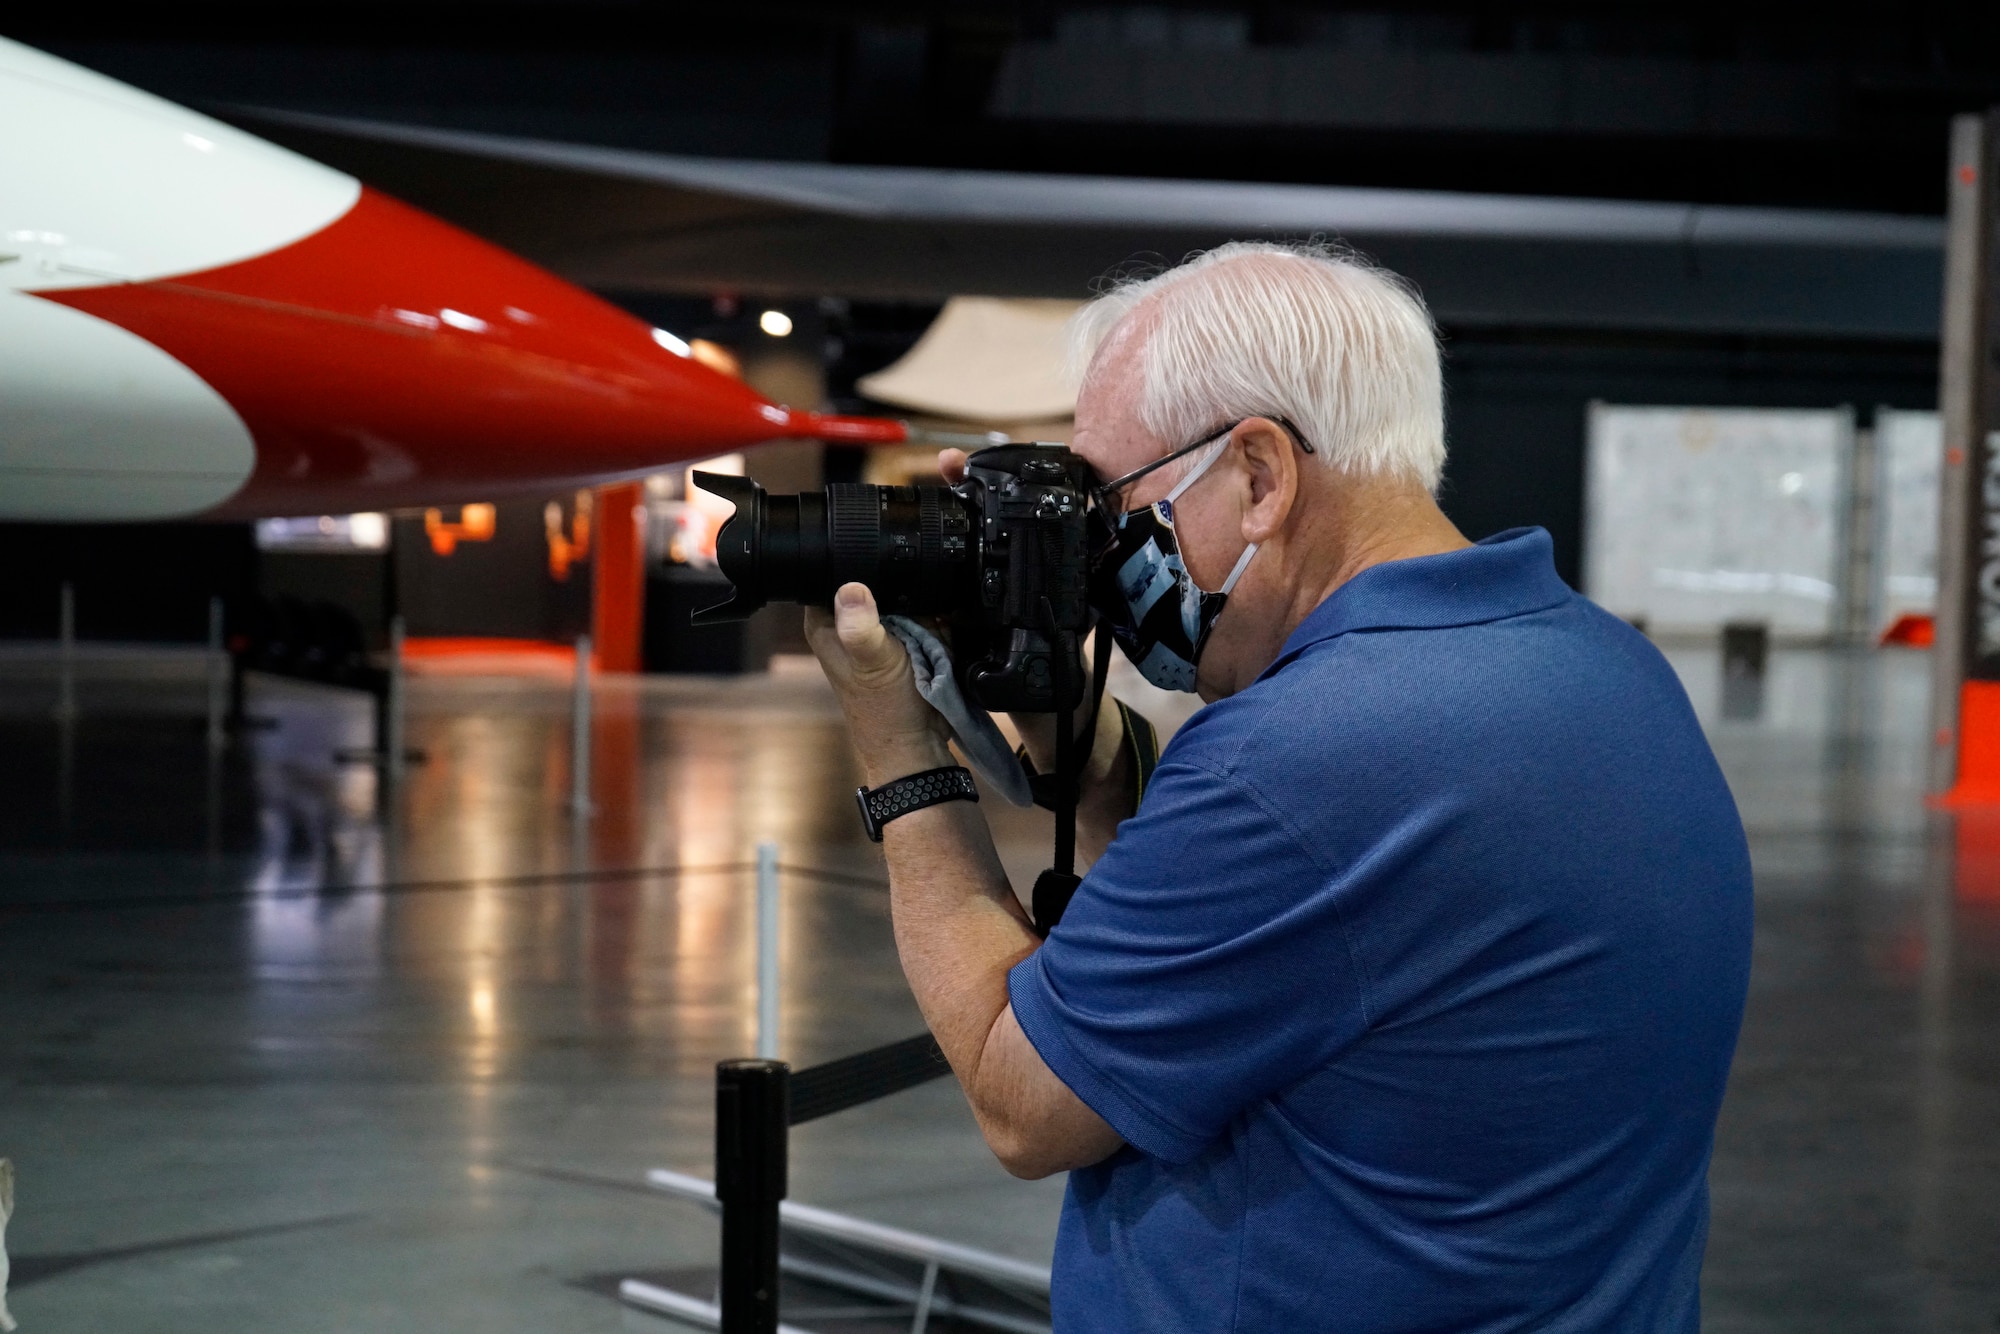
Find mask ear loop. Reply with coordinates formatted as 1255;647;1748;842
1217;541;1259;596
1161;434;1230;508
1164;433;1259;597
1185;543;1258;670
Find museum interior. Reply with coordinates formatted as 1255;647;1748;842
1;2;1997;1331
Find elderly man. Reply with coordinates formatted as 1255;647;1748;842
807;242;1751;1332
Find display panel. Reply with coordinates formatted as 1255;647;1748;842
254;512;389;552
1584;405;1852;637
1874;408;1941;635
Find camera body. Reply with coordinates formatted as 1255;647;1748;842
692;443;1095;713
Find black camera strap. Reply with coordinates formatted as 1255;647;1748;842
1030;602;1114;938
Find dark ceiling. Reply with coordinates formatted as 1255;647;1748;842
19;1;2000;215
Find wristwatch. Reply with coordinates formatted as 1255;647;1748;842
855;765;979;842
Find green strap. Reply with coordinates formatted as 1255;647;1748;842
1117;700;1159;808
1015;700;1160;815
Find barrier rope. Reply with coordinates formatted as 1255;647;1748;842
787;1033;951;1126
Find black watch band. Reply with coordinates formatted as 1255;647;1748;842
855;766;979;842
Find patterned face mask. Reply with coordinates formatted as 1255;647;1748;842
1088;418;1311;693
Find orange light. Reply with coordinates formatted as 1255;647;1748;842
545;490;594;581
423;502;496;556
689;338;741;378
1953;806;2000;903
1935;680;2000;809
1878;613;1935;648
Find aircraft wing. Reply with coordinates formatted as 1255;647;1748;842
240;107;1944;342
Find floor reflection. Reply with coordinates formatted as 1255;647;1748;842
0;644;1993;1332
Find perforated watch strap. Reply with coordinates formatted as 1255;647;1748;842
855;765;979;842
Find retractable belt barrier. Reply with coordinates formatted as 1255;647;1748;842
715;1032;955;1334
611;850;1045;1334
787;1033;951;1127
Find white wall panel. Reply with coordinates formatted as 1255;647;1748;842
1585;404;1852;637
1874;408;1941;633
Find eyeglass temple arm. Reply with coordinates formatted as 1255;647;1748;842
1096;416;1312;502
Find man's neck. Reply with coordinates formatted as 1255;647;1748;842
1287;477;1471;634
1200;475;1471;701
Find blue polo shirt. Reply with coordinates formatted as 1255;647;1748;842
1009;528;1752;1333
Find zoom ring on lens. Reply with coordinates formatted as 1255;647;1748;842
919;488;944;566
826;484;882;596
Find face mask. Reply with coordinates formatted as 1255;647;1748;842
1091;438;1259;693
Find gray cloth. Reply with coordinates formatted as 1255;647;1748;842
883;616;1033;807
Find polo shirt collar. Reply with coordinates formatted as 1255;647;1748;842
1263;528;1572;675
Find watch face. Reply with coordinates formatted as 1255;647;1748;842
855;786;883;842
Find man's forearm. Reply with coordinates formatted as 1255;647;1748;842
871;750;1040;1130
810;590;1120;1178
868;741;1119;1176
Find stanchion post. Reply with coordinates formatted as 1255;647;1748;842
227;619;248;731
205;596;227;751
383;614;408;786
570;633;593;816
716;1059;788;1334
756;841;780;1060
53;580;77;723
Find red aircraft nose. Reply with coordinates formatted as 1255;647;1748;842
43;186;903;517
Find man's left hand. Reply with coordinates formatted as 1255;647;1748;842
805;582;954;787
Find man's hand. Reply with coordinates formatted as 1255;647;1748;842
805;583;954;788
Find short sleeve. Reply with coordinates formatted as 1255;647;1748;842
1007;758;1371;1164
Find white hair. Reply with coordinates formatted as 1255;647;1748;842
1070;241;1445;491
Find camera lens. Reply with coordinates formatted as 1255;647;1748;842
691;474;977;623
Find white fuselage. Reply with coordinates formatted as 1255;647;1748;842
1;37;359;519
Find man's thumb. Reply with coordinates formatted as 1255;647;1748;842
833;584;894;665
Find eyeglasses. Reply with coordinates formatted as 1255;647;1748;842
1091;416;1314;518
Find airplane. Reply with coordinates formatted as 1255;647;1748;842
0;35;905;525
3;32;1945;532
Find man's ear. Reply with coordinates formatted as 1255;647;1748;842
1237;418;1298;544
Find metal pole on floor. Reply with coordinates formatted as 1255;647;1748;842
716;1059;788;1334
570;633;593;816
756;842;780;1060
383;614;408;786
205;596;227;751
205;595;227;860
1928;112;1994;795
53;580;77;722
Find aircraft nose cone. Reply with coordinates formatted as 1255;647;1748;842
43;188;903;516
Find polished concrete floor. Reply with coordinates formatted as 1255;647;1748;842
0;641;1994;1331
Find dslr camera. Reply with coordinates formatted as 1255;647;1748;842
692;444;1096;714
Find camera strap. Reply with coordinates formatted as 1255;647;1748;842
1030;605;1114;938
